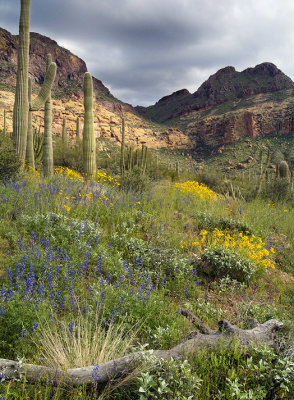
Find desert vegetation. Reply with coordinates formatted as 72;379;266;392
0;0;292;399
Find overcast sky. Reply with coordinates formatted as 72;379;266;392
1;0;294;106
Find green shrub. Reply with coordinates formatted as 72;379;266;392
263;178;291;201
199;246;256;283
119;167;152;192
53;138;84;172
0;134;21;181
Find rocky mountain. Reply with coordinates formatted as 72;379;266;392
0;27;190;150
136;63;294;149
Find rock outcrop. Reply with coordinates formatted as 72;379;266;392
0;27;191;150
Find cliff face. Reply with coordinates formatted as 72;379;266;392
0;27;116;102
136;63;294;149
0;27;191;150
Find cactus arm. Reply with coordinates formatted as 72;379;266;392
30;62;57;111
82;72;96;180
25;77;35;169
13;0;31;161
43;54;54;176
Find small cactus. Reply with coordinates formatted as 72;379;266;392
82;72;96;180
278;160;290;179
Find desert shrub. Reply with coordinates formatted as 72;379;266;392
0;134;21;181
111;234;192;278
193;212;254;235
199;246;256;283
263;178;291;201
53;138;84;172
119;167;152;192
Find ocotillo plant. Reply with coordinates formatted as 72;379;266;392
82;72;96;180
43;54;54;176
25;77;34;169
62;118;67;144
13;0;56;161
120;117;126;176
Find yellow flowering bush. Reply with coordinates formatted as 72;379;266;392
54;166;84;181
174;181;218;201
181;228;275;273
96;171;119;187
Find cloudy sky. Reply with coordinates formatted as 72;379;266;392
1;0;294;106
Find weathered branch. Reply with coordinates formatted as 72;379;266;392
0;318;283;388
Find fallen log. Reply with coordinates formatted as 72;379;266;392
0;317;284;388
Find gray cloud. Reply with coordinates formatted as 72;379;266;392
1;0;294;105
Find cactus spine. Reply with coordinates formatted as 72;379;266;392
25;77;35;169
82;72;96;180
62;118;67;143
120;117;126;175
13;0;31;161
43;54;54;176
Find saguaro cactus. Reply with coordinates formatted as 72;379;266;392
82;72;96;180
25;77;34;168
13;0;56;162
76;116;80;139
3;110;6;135
43;54;54;176
13;0;31;161
120;117;126;175
62;118;67;144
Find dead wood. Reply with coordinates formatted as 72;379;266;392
0;318;283;388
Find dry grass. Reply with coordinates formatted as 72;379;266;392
35;309;138;370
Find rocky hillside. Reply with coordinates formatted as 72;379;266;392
0;27;190;150
137;63;294;149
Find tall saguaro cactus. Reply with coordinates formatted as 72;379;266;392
13;0;31;161
82;72;96;180
25;77;34;168
13;0;56;163
43;54;54;176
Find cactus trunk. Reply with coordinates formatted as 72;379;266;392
120;117;125;175
82;72;96;180
3;110;6;135
76;116;80;139
13;0;31;161
43;54;54;176
25;77;35;169
62;118;67;144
